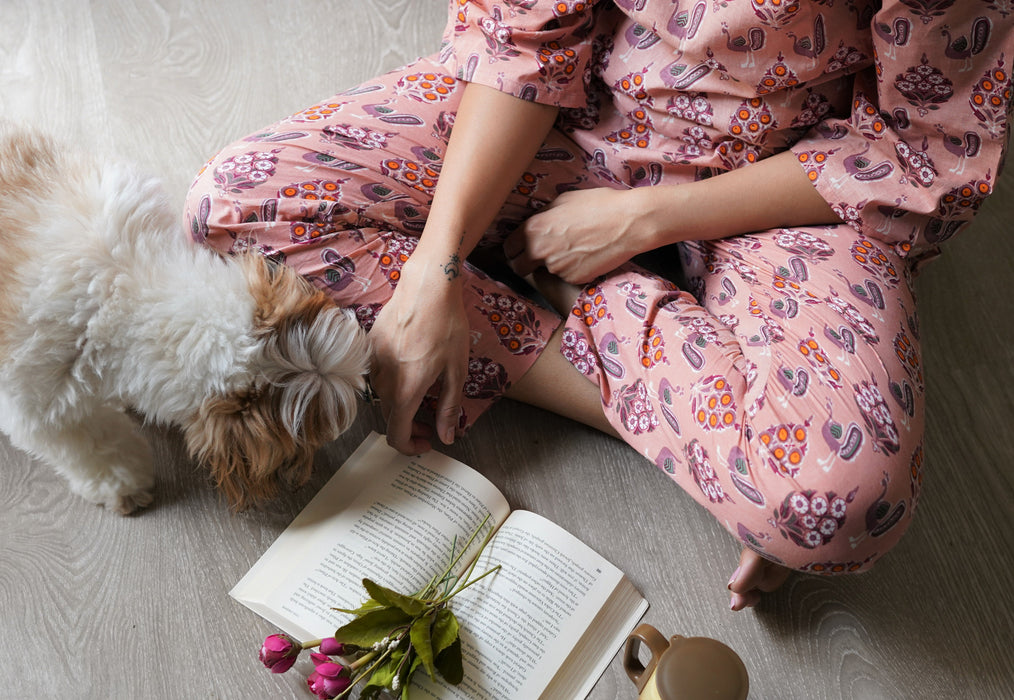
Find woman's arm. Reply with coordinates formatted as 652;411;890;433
370;82;558;454
412;82;559;277
506;149;842;283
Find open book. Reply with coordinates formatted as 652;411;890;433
231;432;648;700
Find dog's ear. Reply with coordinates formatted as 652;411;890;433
183;385;313;511
189;254;371;510
239;252;370;437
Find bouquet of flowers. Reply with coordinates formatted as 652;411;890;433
257;516;499;699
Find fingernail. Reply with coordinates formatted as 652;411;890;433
729;594;740;611
443;428;454;444
727;567;741;590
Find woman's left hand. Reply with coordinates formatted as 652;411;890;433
504;187;652;284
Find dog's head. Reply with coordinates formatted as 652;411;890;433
182;254;370;509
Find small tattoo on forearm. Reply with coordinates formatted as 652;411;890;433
443;253;461;280
443;231;465;280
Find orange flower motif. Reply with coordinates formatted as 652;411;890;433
639;326;667;368
572;285;609;327
758;423;808;477
690;375;738;431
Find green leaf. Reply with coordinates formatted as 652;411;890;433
360;686;384;700
410;614;437;681
735;457;748;476
333;607;412;647
333;598;386;616
408;654;423;677
364;578;426;617
368;652;402;689
431;608;460;657
435;637;464;685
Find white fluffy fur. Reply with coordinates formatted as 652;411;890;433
0;125;370;513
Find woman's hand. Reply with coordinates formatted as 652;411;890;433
504;150;844;287
504;188;650;284
368;255;470;455
364;82;559;454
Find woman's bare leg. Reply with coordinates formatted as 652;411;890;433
503;269;618;437
504;322;620;438
507;268;789;610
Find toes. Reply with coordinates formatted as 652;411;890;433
728;548;767;594
727;547;792;610
729;590;761;611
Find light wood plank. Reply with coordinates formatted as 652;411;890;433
1;1;1012;698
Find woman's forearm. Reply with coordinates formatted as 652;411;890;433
410;82;559;280
636;149;842;249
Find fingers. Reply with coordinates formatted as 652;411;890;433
373;372;430;455
434;369;464;446
504;227;539;278
502;228;524;261
375;366;465;454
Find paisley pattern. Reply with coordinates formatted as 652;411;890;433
183;0;1011;574
442;0;1011;264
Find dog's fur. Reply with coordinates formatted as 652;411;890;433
0;125;370;513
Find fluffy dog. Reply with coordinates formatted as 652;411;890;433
0;125;370;513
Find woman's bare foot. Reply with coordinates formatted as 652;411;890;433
727;548;792;610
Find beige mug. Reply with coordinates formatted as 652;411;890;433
623;623;749;700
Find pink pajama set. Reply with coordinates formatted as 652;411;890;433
184;0;1012;573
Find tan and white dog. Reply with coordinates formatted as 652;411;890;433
0;125;370;513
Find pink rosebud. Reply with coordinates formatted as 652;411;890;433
309;652;332;666
306;660;353;699
259;633;300;674
319;638;351;656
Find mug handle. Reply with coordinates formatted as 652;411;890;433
622;623;671;693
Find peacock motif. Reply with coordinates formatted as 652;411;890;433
940;16;992;71
721;21;766;68
872;16;912;61
786;13;826;64
935;124;981;175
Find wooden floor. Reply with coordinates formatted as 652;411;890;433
1;2;1012;698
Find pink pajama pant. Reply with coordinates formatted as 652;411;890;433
183;56;924;574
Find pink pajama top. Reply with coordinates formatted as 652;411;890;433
437;0;1012;266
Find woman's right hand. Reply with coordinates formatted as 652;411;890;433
368;254;470;455
366;81;559;455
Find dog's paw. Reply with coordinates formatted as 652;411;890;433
112;488;154;515
78;471;155;515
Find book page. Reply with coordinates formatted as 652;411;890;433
411;510;646;700
230;433;511;642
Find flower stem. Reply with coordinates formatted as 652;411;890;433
350;650;378;671
437;564;501;604
434;513;493;596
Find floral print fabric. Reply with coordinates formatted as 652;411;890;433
183;0;1010;573
440;0;1012;265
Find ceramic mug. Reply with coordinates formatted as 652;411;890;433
623;623;749;700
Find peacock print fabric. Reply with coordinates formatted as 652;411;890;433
184;0;1011;573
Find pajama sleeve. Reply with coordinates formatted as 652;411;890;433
437;0;603;108
788;1;1013;263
